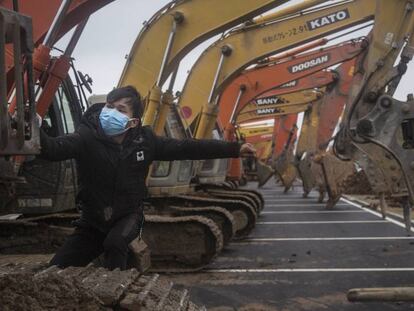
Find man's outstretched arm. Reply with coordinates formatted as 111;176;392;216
39;129;83;161
153;135;254;161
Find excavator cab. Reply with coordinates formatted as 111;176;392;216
197;125;229;185
147;106;194;196
1;76;85;214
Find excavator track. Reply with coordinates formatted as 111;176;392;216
200;188;261;214
196;183;264;212
230;188;265;211
171;195;257;239
168;206;235;246
0;262;206;310
146;200;235;246
1;212;224;272
143;215;223;272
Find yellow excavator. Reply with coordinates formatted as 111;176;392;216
169;1;376;222
177;0;412;217
3;0;413;278
0;0;298;272
159;1;370;244
175;0;375;201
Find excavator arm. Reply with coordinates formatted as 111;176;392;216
178;0;376;139
117;0;296;132
218;38;367;133
118;0;293;93
236;89;324;123
345;1;414;203
226;68;337;182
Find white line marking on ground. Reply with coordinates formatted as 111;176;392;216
340;198;414;233
204;268;414;273
261;211;365;214
264;203;350;207
264;201;321;203
256;220;387;225
232;237;414;243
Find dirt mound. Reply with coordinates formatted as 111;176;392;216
0;264;205;311
342;170;373;195
0;272;105;311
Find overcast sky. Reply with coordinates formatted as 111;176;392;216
57;0;414;102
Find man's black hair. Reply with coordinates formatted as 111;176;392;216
107;86;143;118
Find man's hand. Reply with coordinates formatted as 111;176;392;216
36;113;42;127
240;143;256;157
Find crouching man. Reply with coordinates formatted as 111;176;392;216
40;86;254;270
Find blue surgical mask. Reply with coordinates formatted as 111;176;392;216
99;106;131;137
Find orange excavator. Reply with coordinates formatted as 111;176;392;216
215;39;367;189
231;55;361;204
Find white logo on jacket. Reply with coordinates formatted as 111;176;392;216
136;151;145;162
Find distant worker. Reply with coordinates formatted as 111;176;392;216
39;86;255;270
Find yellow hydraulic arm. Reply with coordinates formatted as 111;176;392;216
236;89;324;123
178;0;376;139
117;0;296;133
238;125;274;138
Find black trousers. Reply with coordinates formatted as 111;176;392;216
49;212;143;270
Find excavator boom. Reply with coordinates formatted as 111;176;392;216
118;0;292;94
236;89;323;123
218;39;366;130
179;0;376;133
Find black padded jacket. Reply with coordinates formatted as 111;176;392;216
39;103;240;232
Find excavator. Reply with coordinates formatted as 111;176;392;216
4;0;331;272
249;56;359;200
226;53;368;207
113;2;324;258
193;36;366;189
109;0;414;303
176;0;412;218
168;0;375;217
158;8;363;244
102;1;412;272
297;57;360;206
181;18;368;195
336;0;414;303
214;37;367;193
138;0;414;298
212;0;414;299
2;0;414;296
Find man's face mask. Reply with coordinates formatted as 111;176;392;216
99;106;136;137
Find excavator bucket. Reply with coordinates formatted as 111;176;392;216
257;160;274;187
319;153;356;209
274;150;298;192
311;159;327;203
296;153;316;198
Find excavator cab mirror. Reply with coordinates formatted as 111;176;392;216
401;118;414;149
77;70;93;94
